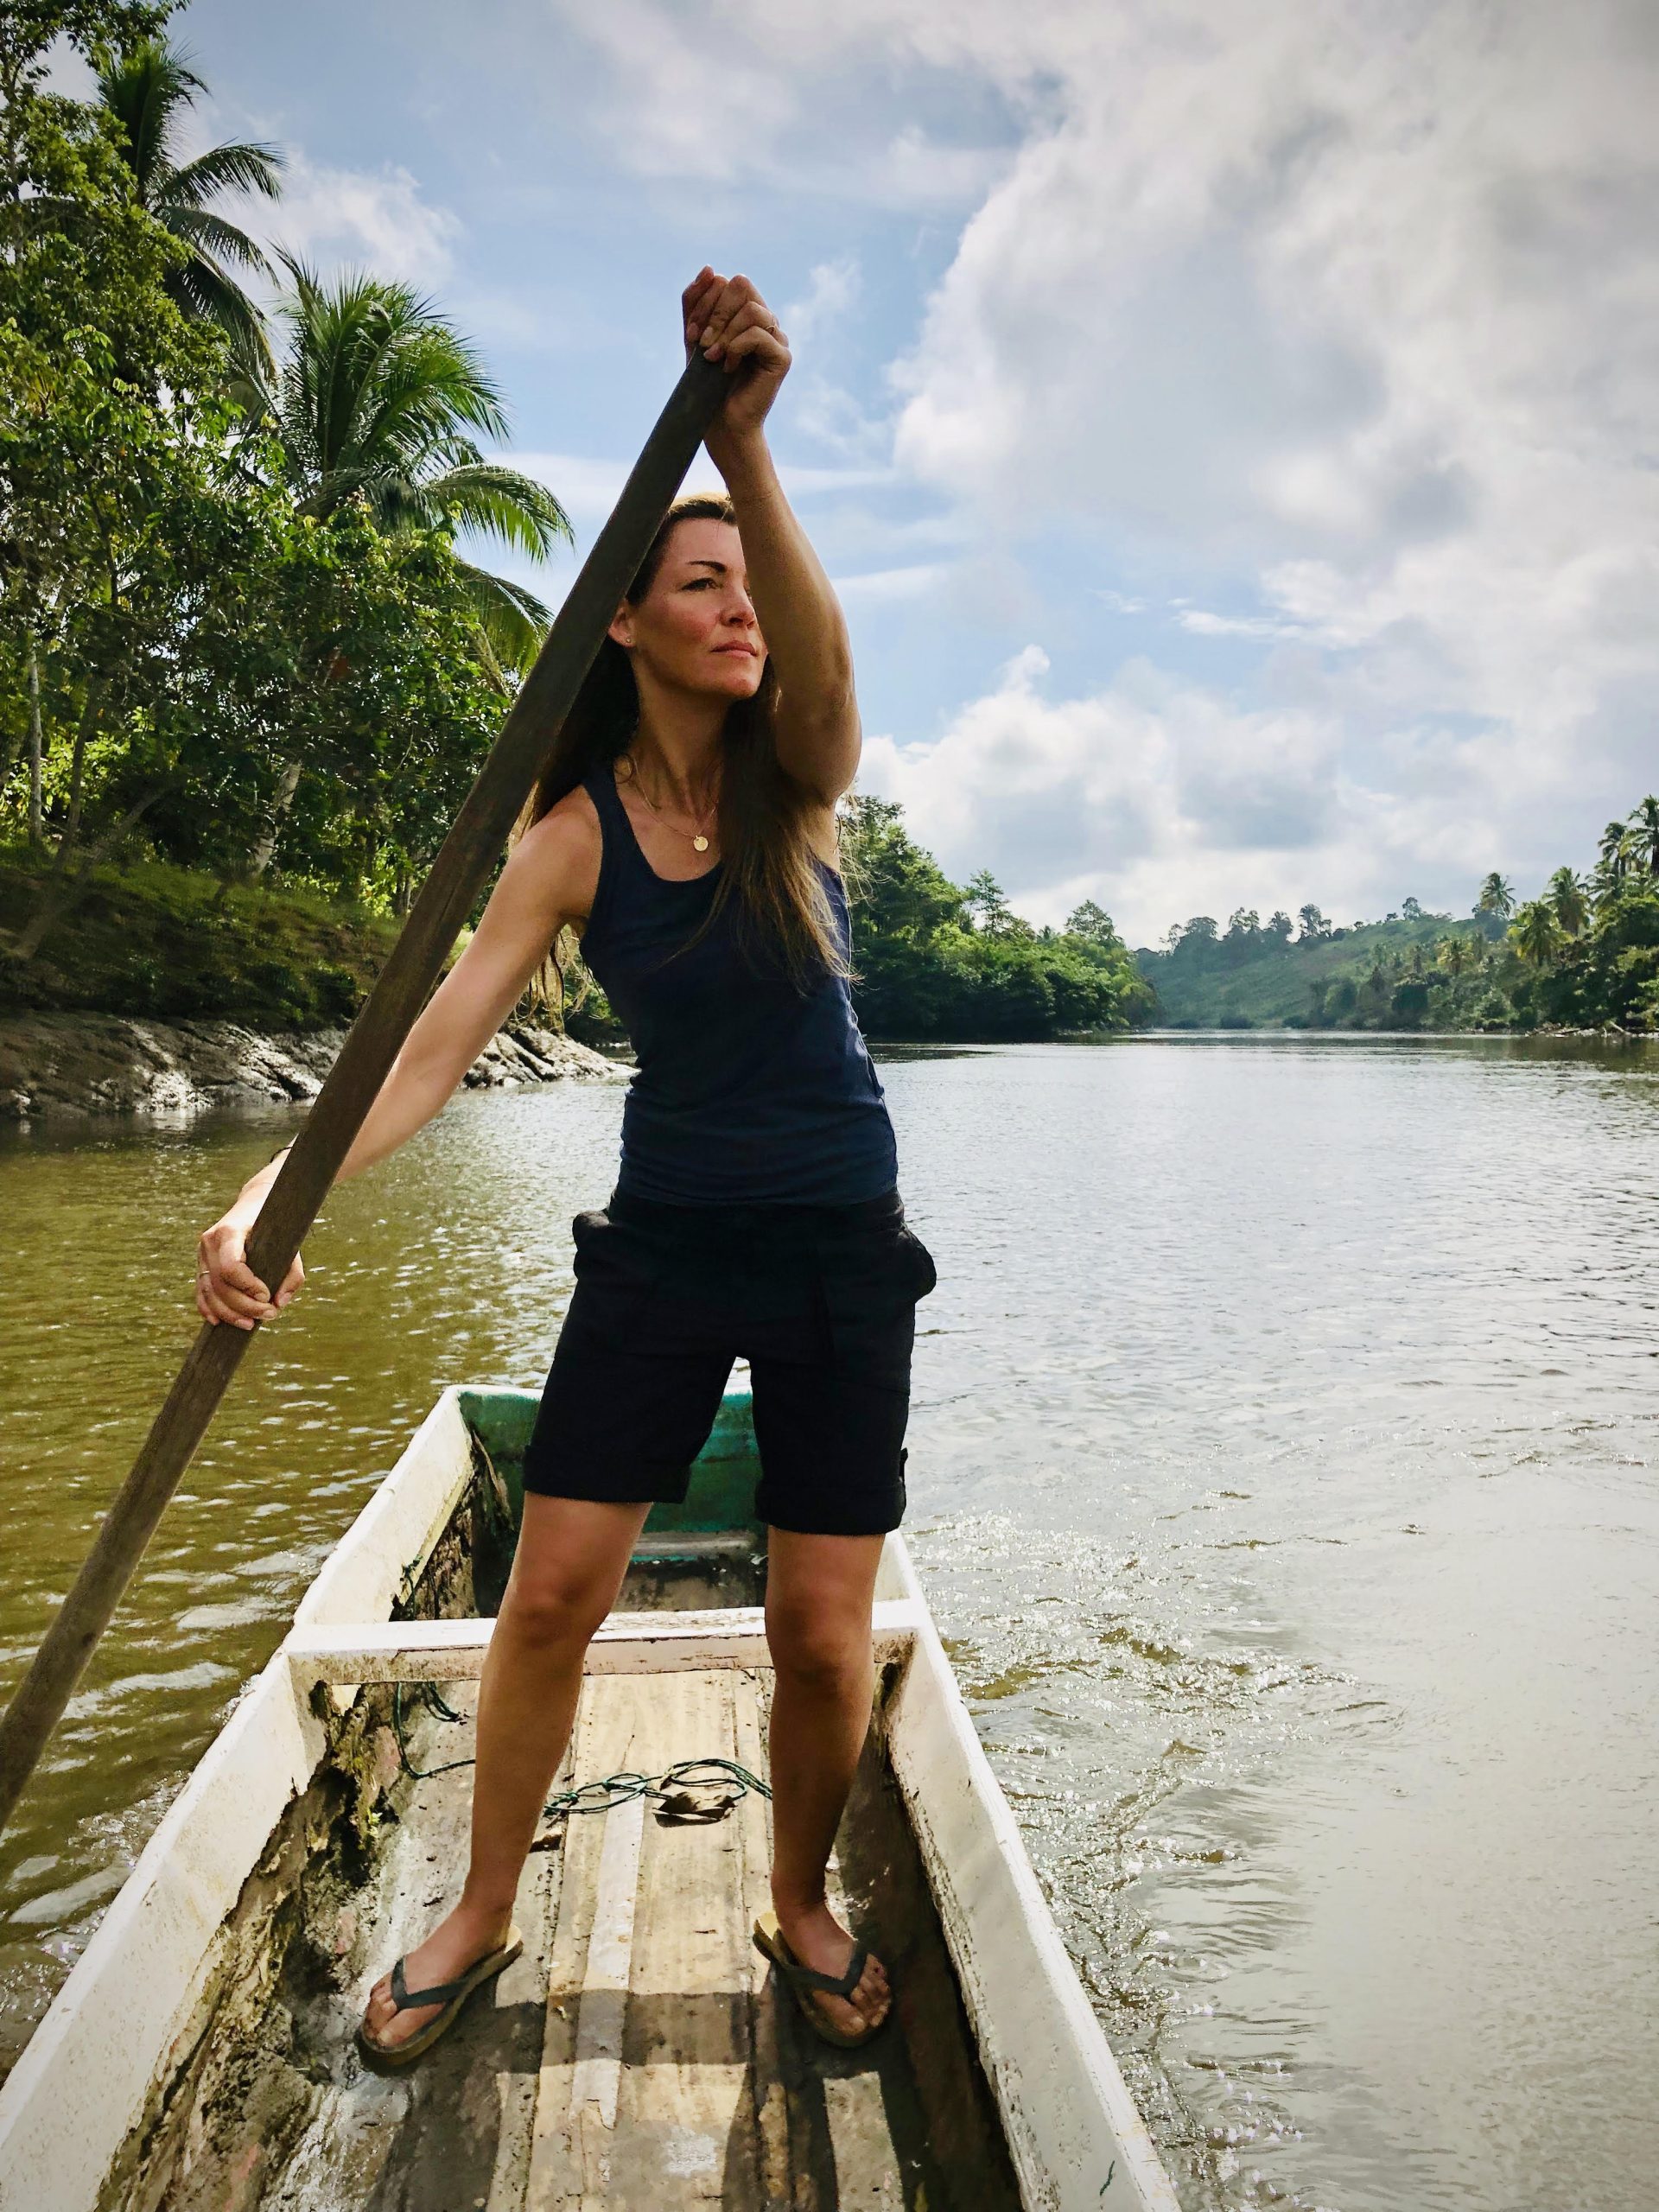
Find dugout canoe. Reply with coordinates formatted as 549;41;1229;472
0;1383;1179;2212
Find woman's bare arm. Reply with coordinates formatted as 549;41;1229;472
196;803;597;1327
688;269;860;806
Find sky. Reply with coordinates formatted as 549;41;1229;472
144;0;1659;944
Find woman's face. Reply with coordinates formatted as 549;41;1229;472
610;518;766;702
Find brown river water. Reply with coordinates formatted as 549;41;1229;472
2;1033;1656;2210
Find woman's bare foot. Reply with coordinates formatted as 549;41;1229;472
772;1892;890;2038
359;1897;515;2054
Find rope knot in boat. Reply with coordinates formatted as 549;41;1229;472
390;1681;769;1824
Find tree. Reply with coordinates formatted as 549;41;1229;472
1510;899;1563;968
1438;935;1471;978
1297;903;1331;941
1548;865;1588;938
837;798;1151;1039
1401;895;1424;921
964;868;1013;935
1477;872;1516;920
92;36;283;376
227;266;572;874
1599;820;1635;889
1221;907;1260;965
1065;898;1121;947
1637;796;1659;876
0;0;242;938
1266;909;1294;947
247;264;570;672
840;795;963;944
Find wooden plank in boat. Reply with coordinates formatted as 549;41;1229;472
732;1670;797;2211
608;1669;760;2206
283;1602;924;1685
528;1662;647;2204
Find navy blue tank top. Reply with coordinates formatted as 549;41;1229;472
576;768;898;1206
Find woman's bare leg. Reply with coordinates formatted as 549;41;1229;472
360;1493;652;2051
764;1528;891;2037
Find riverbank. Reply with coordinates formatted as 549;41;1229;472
0;1014;620;1120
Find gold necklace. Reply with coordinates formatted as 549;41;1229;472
619;752;718;853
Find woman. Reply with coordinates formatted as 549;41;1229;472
194;268;935;2063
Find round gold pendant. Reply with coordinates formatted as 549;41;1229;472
693;834;709;852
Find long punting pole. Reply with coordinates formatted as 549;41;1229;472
0;350;731;1835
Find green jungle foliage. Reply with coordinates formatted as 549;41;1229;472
0;6;554;984
1136;816;1659;1033
0;848;396;1023
840;797;1153;1040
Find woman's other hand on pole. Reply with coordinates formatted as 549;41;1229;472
195;1218;303;1329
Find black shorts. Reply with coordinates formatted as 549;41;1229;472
522;1187;937;1536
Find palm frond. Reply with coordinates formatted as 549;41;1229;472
450;560;551;675
169;254;276;378
166;139;285;210
162;203;276;276
96;38;206;203
274;263;518;506
422;462;572;558
223;320;279;425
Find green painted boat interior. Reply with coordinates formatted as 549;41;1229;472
457;1378;764;1537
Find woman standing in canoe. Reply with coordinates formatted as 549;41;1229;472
195;269;934;2063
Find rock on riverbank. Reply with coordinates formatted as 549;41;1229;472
0;1014;624;1120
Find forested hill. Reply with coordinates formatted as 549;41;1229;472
1136;906;1478;1028
1135;810;1659;1033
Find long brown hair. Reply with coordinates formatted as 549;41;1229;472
518;493;845;1005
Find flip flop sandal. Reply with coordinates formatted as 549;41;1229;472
752;1910;890;2050
356;1925;524;2069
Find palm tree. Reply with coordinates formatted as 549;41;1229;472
1637;795;1659;876
94;40;283;376
1548;866;1588;937
1438;935;1469;979
1477;872;1516;920
1510;899;1563;968
251;262;569;671
1599;820;1633;887
236;269;569;877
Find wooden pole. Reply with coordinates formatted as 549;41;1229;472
0;350;731;1835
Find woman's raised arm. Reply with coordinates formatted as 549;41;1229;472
686;268;860;806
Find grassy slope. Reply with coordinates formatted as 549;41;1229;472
0;852;399;1026
1135;914;1468;1027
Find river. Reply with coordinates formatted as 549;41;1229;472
2;1033;1656;2210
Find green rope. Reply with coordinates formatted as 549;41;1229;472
390;1680;771;1815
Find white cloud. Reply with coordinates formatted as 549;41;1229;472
1178;609;1304;640
858;643;1522;943
776;259;893;463
783;258;862;346
883;0;1659;832
233;153;462;289
505;0;1659;914
833;563;950;601
502;453;631;528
